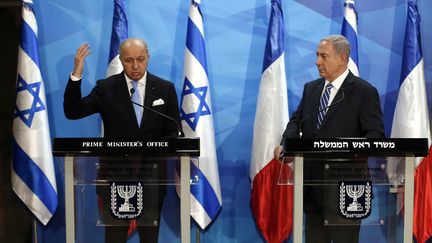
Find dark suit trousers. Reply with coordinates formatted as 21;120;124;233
304;159;366;243
101;193;164;243
104;213;163;243
98;157;167;243
305;212;360;243
105;225;159;243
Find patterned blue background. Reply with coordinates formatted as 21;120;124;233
33;0;432;242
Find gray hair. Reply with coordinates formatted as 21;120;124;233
119;38;149;56
320;35;351;58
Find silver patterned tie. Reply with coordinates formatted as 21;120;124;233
316;83;333;129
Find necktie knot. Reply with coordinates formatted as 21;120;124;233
132;80;139;90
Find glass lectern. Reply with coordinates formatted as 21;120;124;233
281;138;428;243
53;137;200;243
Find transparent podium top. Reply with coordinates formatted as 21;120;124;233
52;137;200;157
282;138;428;157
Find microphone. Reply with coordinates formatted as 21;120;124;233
130;88;183;137
299;89;345;138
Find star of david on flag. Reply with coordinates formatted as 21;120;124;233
180;77;211;131
15;75;46;128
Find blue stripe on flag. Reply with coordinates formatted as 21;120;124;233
190;162;221;219
400;0;422;84
262;0;284;72
186;18;208;72
12;140;58;214
20;20;39;67
341;19;358;65
108;0;128;62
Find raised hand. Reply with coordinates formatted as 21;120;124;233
72;43;91;78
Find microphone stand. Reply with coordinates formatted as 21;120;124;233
130;88;183;137
299;89;345;138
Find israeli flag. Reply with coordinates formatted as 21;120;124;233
106;0;128;77
341;0;359;76
11;0;58;225
179;0;222;229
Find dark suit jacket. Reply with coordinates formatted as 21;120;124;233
64;71;181;138
281;71;385;214
283;71;384;139
64;72;180;226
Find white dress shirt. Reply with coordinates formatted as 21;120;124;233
321;68;349;109
70;72;147;106
125;72;147;106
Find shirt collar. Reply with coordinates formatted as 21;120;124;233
325;68;349;91
124;71;147;85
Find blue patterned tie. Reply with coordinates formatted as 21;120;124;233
131;81;143;127
317;83;333;129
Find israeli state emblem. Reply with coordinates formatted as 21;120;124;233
339;181;372;220
110;181;143;219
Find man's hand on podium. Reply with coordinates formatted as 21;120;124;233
273;145;293;164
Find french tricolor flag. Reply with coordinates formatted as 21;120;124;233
390;1;431;243
250;0;293;242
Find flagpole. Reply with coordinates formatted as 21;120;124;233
180;155;191;243
33;219;38;243
403;156;415;243
196;225;200;243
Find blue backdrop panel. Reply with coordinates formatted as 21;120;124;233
32;0;432;242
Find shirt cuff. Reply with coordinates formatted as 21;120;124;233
70;73;81;81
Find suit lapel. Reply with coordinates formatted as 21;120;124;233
114;72;139;127
141;73;157;128
311;80;325;134
319;71;354;129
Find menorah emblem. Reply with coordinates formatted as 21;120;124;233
339;181;372;219
110;182;143;219
118;185;137;212
346;184;365;212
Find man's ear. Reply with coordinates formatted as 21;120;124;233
339;52;348;65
